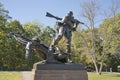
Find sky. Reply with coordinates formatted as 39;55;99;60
1;0;120;27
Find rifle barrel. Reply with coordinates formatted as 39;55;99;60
46;12;62;20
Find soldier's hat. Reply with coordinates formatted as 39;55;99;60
67;11;73;15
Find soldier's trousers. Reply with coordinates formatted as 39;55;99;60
51;26;72;54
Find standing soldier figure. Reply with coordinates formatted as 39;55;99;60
48;11;84;62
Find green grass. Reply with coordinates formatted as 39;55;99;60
88;72;120;80
0;71;120;80
0;72;22;80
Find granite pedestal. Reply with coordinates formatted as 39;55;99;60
32;62;88;80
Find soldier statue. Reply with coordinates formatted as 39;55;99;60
46;11;84;62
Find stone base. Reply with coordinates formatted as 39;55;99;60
32;62;88;80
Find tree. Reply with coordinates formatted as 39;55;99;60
98;0;120;74
78;0;120;74
0;2;11;28
40;26;56;46
98;13;120;72
80;0;100;74
0;2;13;70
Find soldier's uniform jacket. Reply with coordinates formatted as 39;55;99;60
61;15;76;30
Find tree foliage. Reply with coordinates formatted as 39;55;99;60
0;2;55;70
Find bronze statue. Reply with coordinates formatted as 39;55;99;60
46;11;84;62
10;11;84;64
11;32;69;63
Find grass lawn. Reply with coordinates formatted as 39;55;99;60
88;72;120;80
0;72;22;80
0;71;120;80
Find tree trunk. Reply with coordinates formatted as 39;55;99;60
99;59;104;75
91;55;99;74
